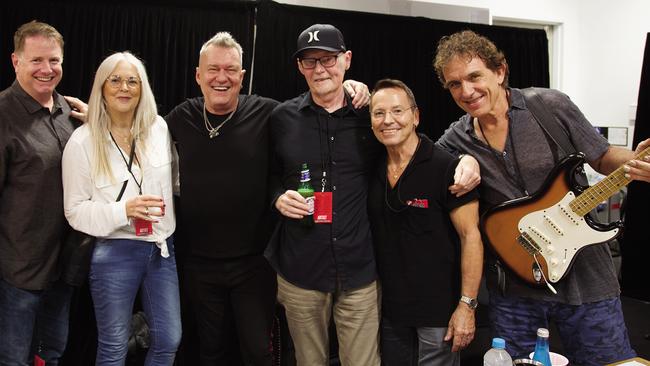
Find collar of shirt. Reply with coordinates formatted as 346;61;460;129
10;80;63;115
376;133;435;180
297;89;363;117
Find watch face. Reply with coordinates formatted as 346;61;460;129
461;296;478;309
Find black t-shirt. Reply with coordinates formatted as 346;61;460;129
165;94;278;258
368;134;478;327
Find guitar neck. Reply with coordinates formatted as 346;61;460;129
570;146;650;216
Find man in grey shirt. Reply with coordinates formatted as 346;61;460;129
0;21;79;365
434;30;650;365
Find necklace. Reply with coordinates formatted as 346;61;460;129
475;117;493;149
203;102;236;139
110;128;132;146
387;160;408;180
386;136;420;181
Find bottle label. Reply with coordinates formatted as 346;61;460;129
305;196;315;215
300;169;311;182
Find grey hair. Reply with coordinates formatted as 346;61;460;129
86;51;157;181
199;31;243;65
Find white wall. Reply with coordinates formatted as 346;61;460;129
276;0;650;146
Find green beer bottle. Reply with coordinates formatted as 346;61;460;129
297;163;315;227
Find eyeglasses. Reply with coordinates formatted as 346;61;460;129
371;105;416;120
106;75;140;90
299;53;342;69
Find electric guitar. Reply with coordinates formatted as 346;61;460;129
480;148;649;290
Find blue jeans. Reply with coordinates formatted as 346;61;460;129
489;293;636;365
0;278;73;366
380;317;458;366
89;237;181;366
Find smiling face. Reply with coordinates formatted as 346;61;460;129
370;87;419;148
11;35;63;106
442;55;507;120
196;45;245;115
298;49;350;103
102;61;141;119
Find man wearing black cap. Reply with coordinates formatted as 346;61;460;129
266;24;382;365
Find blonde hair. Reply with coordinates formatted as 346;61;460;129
199;31;243;65
86;52;157;181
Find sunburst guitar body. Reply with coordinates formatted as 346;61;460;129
480;149;648;288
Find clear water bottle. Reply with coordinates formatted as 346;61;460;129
484;337;513;366
532;328;552;366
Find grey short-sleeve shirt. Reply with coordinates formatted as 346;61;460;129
437;87;618;305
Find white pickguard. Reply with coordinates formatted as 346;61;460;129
518;191;618;283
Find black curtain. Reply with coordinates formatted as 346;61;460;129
621;33;650;301
1;0;255;115
254;1;549;140
2;0;548;138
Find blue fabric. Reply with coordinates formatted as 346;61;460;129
489;293;636;365
0;278;73;366
380;317;458;366
89;237;181;366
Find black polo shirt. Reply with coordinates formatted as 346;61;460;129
266;91;381;292
368;134;478;326
0;81;77;290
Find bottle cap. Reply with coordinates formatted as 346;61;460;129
537;328;549;337
492;337;506;349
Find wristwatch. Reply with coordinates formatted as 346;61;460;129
459;295;478;310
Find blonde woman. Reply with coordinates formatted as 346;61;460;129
62;52;180;365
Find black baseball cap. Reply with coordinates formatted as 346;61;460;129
294;24;346;58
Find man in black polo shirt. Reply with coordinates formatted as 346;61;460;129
367;79;482;365
267;24;381;365
0;21;78;365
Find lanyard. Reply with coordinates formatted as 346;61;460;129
316;113;328;192
315;107;344;192
109;133;142;194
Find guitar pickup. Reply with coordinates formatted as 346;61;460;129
528;226;551;244
558;204;580;226
543;215;565;235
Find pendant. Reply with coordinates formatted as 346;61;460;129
209;129;220;139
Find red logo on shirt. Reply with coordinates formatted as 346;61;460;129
406;198;428;208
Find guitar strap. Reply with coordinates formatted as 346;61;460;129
521;87;576;156
522;88;591;189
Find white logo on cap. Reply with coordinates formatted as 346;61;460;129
307;30;320;43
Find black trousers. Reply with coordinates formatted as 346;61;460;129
181;254;277;366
